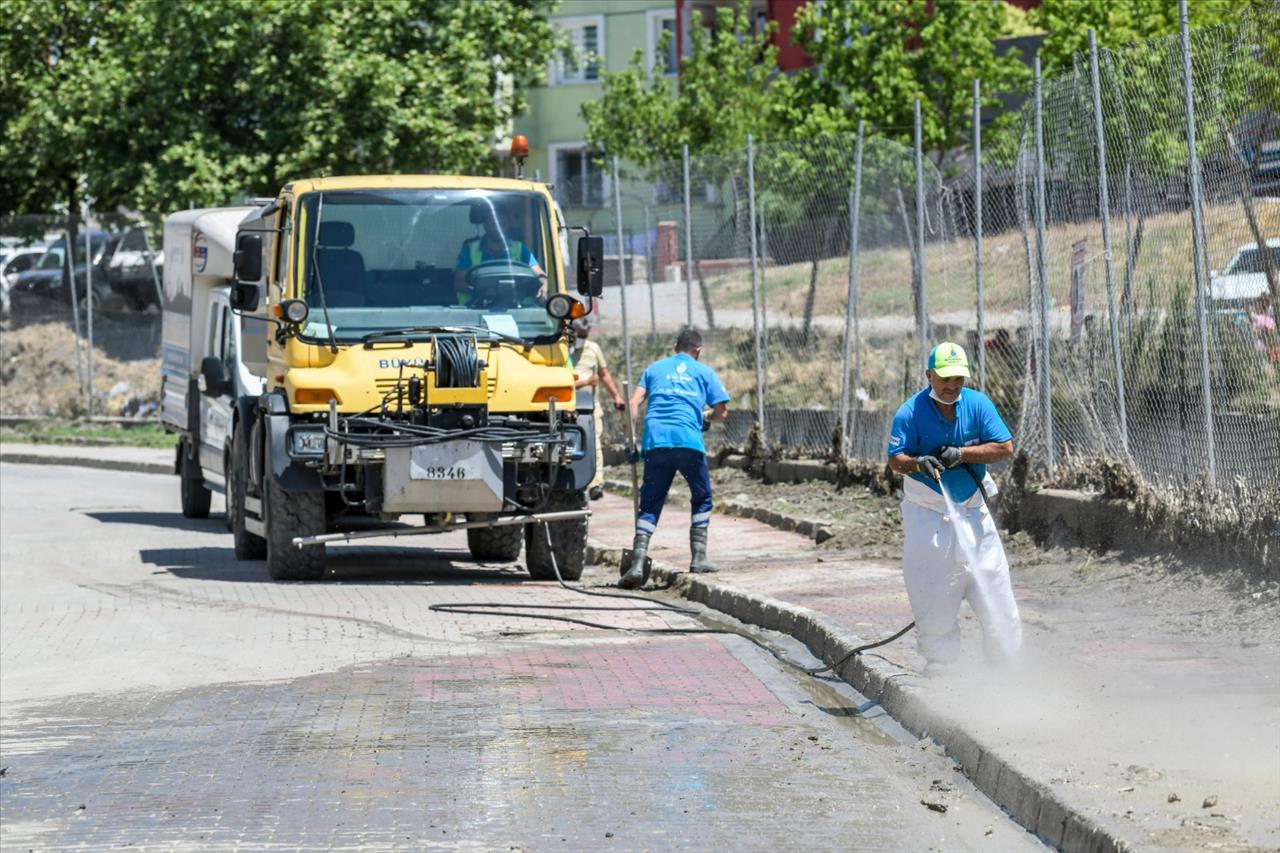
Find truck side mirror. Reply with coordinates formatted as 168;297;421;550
576;235;604;298
233;233;263;283
199;355;230;397
229;281;261;312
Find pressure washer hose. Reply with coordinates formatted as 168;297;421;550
429;523;914;679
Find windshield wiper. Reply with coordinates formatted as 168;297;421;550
360;325;529;347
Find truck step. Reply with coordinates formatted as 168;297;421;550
245;495;262;517
245;517;265;537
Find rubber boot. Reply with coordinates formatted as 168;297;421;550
619;532;650;589
689;526;719;574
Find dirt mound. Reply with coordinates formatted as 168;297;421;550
0;319;160;417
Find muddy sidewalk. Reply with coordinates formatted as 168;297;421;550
589;471;1279;853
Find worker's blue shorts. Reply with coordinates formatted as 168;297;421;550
636;447;713;535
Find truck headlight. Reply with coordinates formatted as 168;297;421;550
289;428;326;458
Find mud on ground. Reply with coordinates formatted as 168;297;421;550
605;463;1280;643
0;319;160;417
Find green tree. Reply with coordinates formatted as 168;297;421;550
793;0;1032;166
0;0;557;219
581;2;791;165
1028;0;1236;75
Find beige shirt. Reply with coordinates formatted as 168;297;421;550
573;340;606;386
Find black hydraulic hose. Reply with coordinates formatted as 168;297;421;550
429;524;916;681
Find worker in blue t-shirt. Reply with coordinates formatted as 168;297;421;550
886;341;1022;675
619;327;730;589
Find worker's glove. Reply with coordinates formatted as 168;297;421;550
916;455;944;480
623;444;642;464
701;415;711;433
938;445;963;468
613;396;626;412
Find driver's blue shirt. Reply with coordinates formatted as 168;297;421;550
456;238;539;271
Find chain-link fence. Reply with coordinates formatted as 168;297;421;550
1;212;164;418
581;13;1277;501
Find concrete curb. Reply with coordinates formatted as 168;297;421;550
0;448;171;476
585;538;1133;853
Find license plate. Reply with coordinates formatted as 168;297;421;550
408;441;491;482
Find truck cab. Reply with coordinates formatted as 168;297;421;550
222;174;605;581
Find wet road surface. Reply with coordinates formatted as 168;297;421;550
1;463;1043;850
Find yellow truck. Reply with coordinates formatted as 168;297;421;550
202;169;603;581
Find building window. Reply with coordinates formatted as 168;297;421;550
552;145;607;208
553;16;604;85
647;9;677;76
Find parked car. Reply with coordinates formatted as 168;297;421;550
1210;239;1280;309
104;225;163;310
1;244;50;316
7;230;121;317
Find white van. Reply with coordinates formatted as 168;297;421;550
159;208;266;518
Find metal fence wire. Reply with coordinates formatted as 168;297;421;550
583;13;1276;500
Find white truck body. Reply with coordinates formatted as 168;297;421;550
161;207;266;490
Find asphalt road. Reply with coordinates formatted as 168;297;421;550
0;463;1043;851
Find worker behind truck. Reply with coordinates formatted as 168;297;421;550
454;204;547;305
570;317;625;501
886;342;1022;677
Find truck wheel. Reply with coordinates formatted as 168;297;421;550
525;491;588;581
230;427;266;560
179;442;212;519
466;517;523;562
264;472;326;581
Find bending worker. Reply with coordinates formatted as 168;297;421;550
570;317;625;501
886;341;1022;674
620;327;729;589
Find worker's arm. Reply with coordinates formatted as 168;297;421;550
888;452;924;476
573;371;596;390
598;366;625;409
949;440;1013;465
628;384;646;433
707;401;728;423
453;270;468;294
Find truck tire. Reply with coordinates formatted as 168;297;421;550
466;518;524;562
179;442;212;519
230;426;266;560
524;490;588;581
263;470;326;581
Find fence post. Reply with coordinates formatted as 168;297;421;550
839;120;866;458
1088;29;1130;455
612;156;633;389
973;79;986;393
747;134;766;441
1033;57;1054;474
643;204;656;341
758;198;769;400
682;144;695;328
140;225;165;311
64;229;86;396
1179;0;1216;487
83;202;96;417
913;99;928;367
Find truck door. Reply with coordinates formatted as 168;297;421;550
198;297;236;485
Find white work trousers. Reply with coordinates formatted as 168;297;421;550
901;497;1022;664
590;404;604;489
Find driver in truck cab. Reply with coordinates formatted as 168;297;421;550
453;205;547;304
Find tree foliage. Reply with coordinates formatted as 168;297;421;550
581;2;792;166
792;0;1031;165
0;0;556;217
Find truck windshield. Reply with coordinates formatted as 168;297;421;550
295;189;561;343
